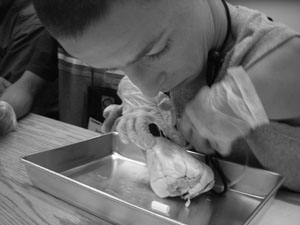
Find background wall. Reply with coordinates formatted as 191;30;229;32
228;0;300;32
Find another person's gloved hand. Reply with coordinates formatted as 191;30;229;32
0;101;17;135
181;67;269;156
108;76;185;149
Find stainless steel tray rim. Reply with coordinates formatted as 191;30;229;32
21;157;186;225
21;133;285;225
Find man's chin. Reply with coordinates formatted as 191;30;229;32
168;79;189;94
141;78;190;97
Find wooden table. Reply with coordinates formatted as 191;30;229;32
0;114;110;224
0;113;299;225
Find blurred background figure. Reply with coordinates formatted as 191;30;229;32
0;0;58;121
0;0;123;135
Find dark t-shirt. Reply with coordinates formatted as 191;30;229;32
28;30;59;118
0;3;57;83
28;30;58;81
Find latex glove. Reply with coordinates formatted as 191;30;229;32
101;104;123;133
115;76;185;149
181;67;269;156
0;101;17;135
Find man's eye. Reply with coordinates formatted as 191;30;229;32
147;39;172;61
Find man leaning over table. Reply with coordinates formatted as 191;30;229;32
32;0;300;192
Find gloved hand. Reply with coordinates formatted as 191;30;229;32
0;101;17;135
101;104;123;133
113;76;185;149
181;67;269;156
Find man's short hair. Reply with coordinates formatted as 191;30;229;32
32;0;112;39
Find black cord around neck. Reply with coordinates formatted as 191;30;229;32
204;0;231;196
219;0;231;53
206;0;231;87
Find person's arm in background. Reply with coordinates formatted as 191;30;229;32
0;3;57;120
0;70;47;118
0;30;58;119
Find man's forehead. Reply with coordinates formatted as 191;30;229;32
58;0;170;69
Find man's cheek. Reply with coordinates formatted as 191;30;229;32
179;114;215;155
188;127;216;155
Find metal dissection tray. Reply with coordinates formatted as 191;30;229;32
22;133;284;225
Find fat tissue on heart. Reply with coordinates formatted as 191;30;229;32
145;137;215;205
